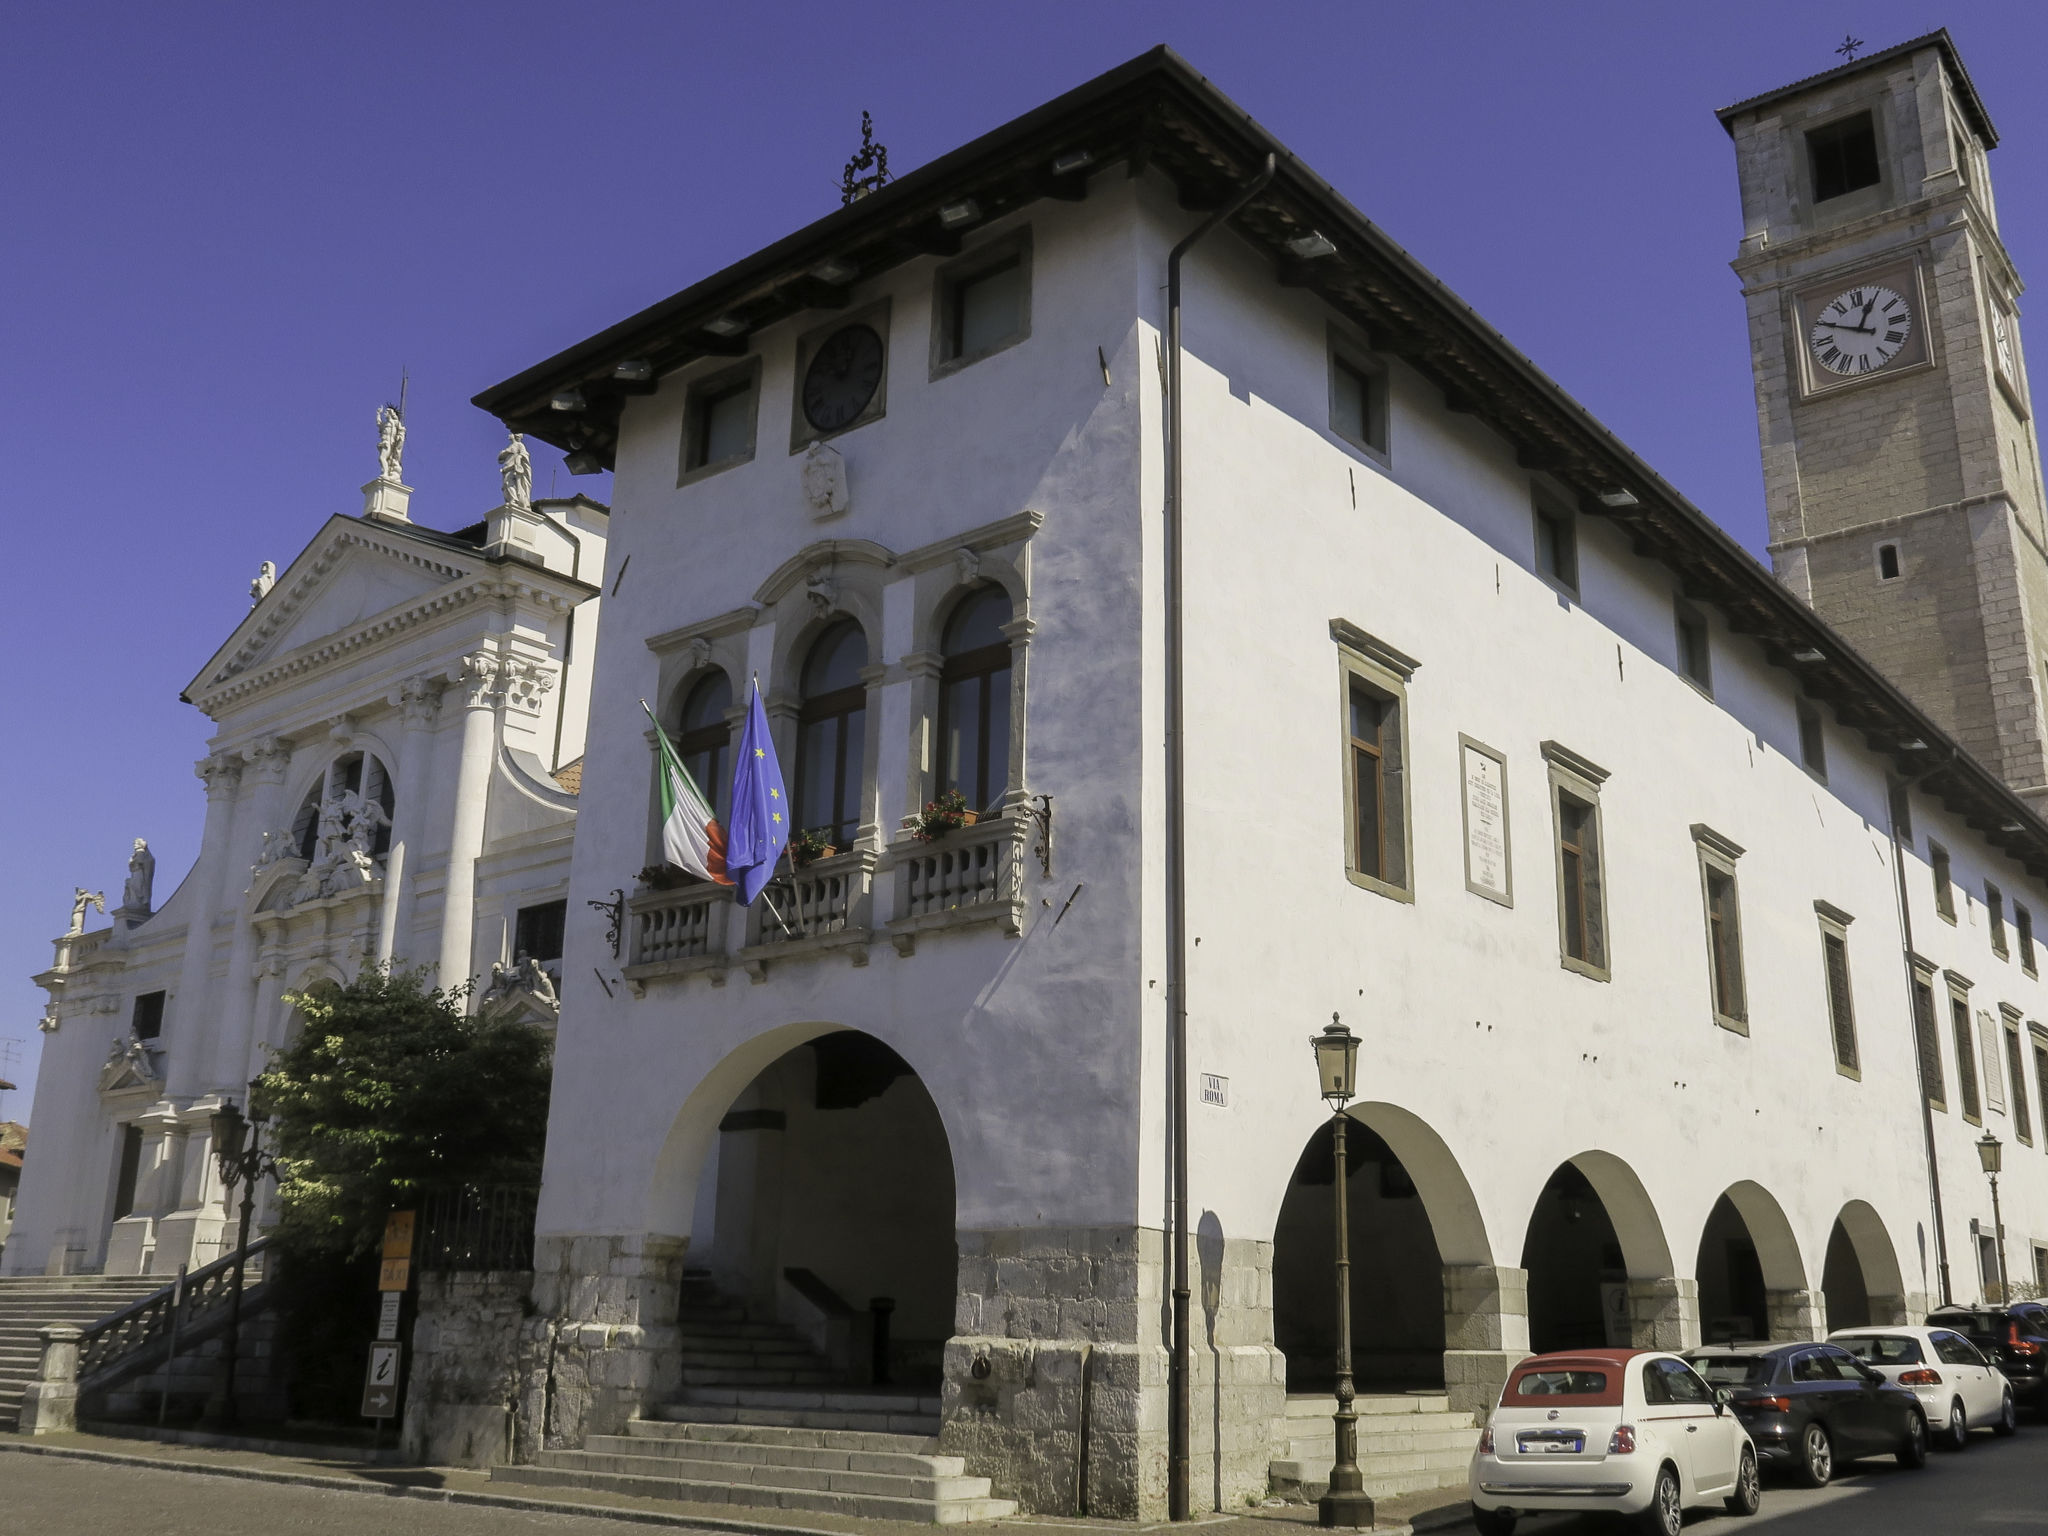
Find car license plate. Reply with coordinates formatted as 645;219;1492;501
1518;1433;1583;1454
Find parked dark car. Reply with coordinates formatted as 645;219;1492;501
1926;1303;2048;1412
1687;1341;1927;1486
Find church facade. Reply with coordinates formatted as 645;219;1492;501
462;32;2048;1519
8;448;607;1280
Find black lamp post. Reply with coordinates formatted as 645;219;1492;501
203;1085;279;1429
1978;1132;2011;1303
1310;1015;1373;1530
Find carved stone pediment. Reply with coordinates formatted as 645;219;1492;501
100;1035;165;1096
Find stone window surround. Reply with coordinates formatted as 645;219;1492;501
1332;618;1418;904
1815;898;1859;1080
927;225;1033;382
1789;93;1895;233
2002;1005;2032;1146
1325;322;1390;466
1542;740;1610;982
1873;538;1903;582
1692;822;1748;1035
1912;953;1947;1113
675;355;764;489
1946;969;1982;1127
644;514;1039;878
1930;840;1958;924
787;298;893;454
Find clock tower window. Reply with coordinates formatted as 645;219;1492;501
1807;112;1881;203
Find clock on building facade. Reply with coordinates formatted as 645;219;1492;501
1808;284;1913;376
801;322;885;433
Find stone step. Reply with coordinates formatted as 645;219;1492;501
677;1340;818;1361
538;1447;992;1501
491;1462;1016;1524
1277;1414;1480;1446
1271;1439;1477;1479
586;1432;959;1476
676;1386;941;1414
659;1400;941;1438
630;1416;936;1456
1280;1392;1452;1419
681;1370;845;1389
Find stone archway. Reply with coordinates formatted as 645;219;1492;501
1822;1199;1910;1328
1270;1103;1509;1413
1522;1150;1679;1354
1696;1181;1812;1342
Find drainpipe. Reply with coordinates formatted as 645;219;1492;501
1164;151;1275;1523
1886;760;1954;1308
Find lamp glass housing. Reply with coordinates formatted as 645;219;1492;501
210;1101;245;1156
1979;1132;2004;1175
1312;1022;1360;1106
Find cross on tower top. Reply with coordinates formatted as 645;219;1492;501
1835;33;1865;63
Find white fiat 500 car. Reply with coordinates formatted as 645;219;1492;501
1830;1325;2019;1449
1468;1348;1760;1536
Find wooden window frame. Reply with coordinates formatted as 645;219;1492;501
930;228;1032;379
1693;824;1747;1033
1816;901;1859;1079
2018;902;2037;977
1913;958;1947;1112
673;672;736;824
1988;882;2010;959
1333;620;1417;903
934;586;1014;814
1532;488;1579;599
1948;976;1983;1125
1797;698;1828;782
2004;1008;2033;1147
1930;842;1957;923
1544;742;1610;981
1674;599;1713;697
795;620;870;849
1327;325;1390;462
677;357;762;486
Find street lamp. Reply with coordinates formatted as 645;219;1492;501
1978;1132;2011;1304
203;1084;279;1428
1309;1015;1373;1530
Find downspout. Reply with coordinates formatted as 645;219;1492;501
1886;761;1954;1308
1164;151;1275;1523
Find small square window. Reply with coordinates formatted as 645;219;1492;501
931;233;1031;377
1797;699;1828;780
514;899;568;966
1533;494;1578;595
1988;883;2010;958
1877;542;1901;580
1809;112;1881;203
1675;601;1712;695
1931;842;1956;922
131;991;166;1042
1330;344;1388;457
679;360;761;483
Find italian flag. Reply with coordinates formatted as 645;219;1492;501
643;700;731;885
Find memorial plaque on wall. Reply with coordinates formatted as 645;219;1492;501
1459;737;1511;905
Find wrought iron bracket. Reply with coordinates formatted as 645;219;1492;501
588;888;625;959
1028;794;1054;878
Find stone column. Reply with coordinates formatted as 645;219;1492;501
208;737;290;1098
1628;1277;1700;1352
164;752;244;1103
382;675;443;966
1442;1264;1530;1416
19;1324;82;1435
437;655;502;996
1867;1292;1911;1326
1766;1288;1828;1342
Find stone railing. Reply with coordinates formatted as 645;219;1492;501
886;814;1026;954
751;848;877;947
627;882;733;971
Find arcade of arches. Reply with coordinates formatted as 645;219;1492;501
1268;1109;1914;1413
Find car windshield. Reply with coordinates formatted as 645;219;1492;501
1512;1370;1607;1397
1691;1355;1771;1387
1837;1335;1924;1366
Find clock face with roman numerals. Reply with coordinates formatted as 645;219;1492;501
1809;285;1913;377
802;323;884;432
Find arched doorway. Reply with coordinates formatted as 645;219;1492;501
1822;1200;1909;1328
1521;1152;1673;1354
684;1029;957;1388
1695;1182;1805;1344
1270;1103;1489;1393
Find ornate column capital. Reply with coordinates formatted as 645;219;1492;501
399;674;444;726
457;652;502;710
901;649;945;681
241;736;290;785
195;752;244;797
499;658;557;715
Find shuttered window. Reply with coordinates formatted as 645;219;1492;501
1951;993;1983;1123
1914;975;1946;1110
2006;1022;2033;1146
1823;930;1858;1073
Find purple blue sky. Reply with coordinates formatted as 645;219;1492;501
6;2;2045;1121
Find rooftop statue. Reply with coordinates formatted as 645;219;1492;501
499;432;532;511
376;402;407;483
120;839;154;917
67;888;105;936
250;560;276;604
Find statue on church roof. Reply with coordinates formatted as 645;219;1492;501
67;888;105;936
499;431;533;511
119;839;154;919
376;401;407;483
250;560;276;605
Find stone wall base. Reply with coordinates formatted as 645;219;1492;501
521;1233;689;1455
402;1270;540;1468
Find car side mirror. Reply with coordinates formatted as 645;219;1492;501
1714;1387;1731;1413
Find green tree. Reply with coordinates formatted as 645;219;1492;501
254;966;552;1261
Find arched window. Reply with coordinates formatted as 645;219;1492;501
289;751;393;861
936;585;1013;813
673;672;734;818
796;620;868;847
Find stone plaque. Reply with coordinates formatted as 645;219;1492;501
1460;738;1511;906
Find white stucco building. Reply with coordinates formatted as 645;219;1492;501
457;35;2048;1519
8;455;606;1280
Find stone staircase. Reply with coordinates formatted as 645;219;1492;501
1268;1390;1481;1503
491;1273;1015;1522
0;1275;164;1431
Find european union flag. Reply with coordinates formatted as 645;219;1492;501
725;679;791;905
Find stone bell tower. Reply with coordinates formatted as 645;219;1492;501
1721;31;2048;802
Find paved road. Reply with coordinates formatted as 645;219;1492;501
1481;1424;2048;1534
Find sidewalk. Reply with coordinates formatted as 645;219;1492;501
0;1429;1471;1535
